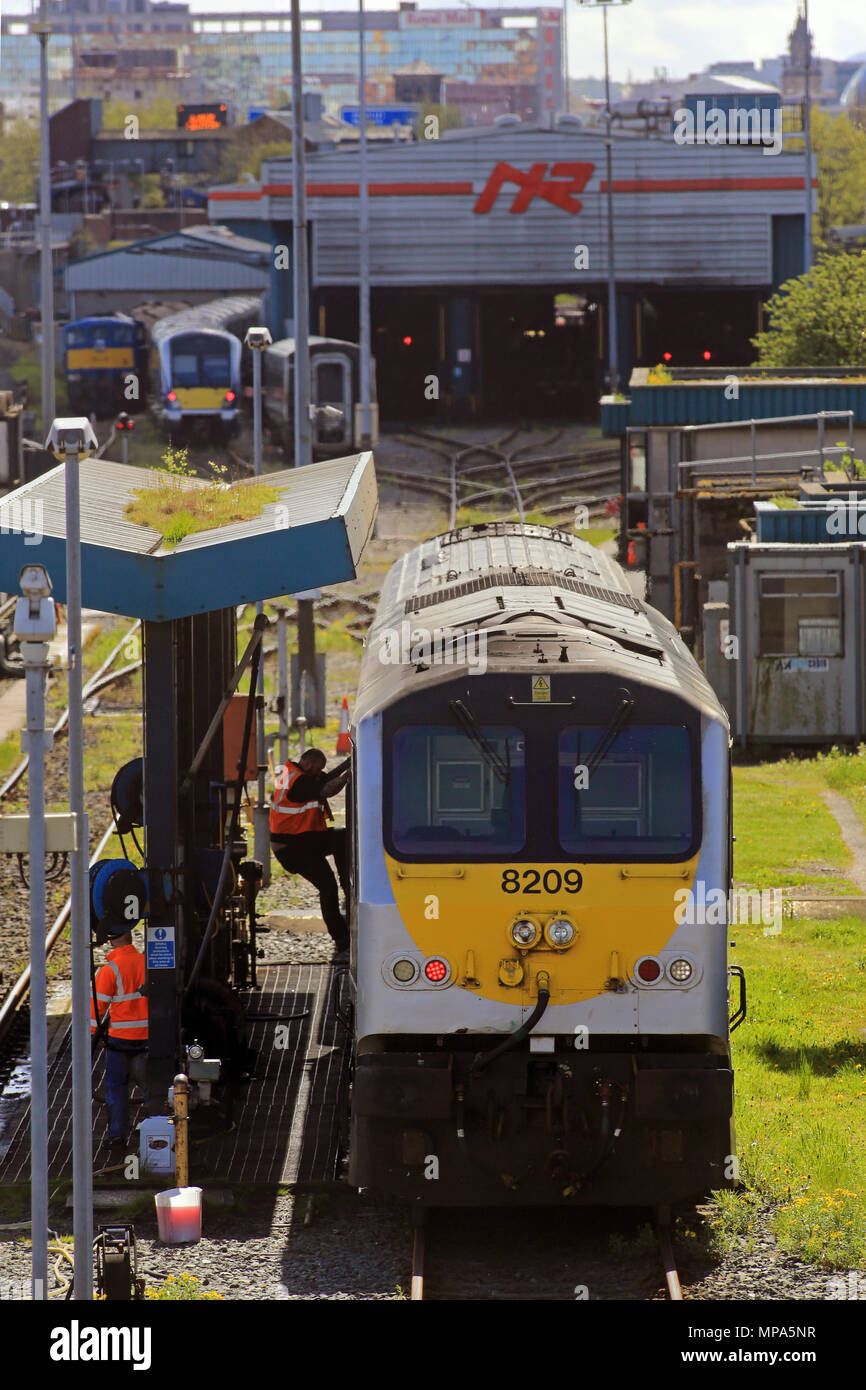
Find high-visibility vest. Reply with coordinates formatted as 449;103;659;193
270;760;329;835
90;944;148;1042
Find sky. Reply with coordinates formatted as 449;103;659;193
2;0;866;83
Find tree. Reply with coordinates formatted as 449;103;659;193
413;102;462;141
215;132;291;185
0;116;41;203
809;109;866;255
752;251;866;367
102;92;180;131
141;173;166;208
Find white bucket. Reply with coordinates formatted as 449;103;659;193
154;1187;202;1244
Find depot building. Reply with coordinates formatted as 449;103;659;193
210;121;813;421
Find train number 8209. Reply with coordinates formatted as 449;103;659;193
501;868;583;894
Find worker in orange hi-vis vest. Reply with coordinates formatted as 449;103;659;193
90;926;148;1146
270;747;351;955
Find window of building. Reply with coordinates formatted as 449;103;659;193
758;572;843;657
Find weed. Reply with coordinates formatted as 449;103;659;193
144;1272;223;1300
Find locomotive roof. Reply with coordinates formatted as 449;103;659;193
148;294;263;346
356;522;728;726
265;336;361;358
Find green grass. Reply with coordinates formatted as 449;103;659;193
732;757;857;893
126;477;279;548
816;744;866;830
577;524;617;548
716;912;866;1269
712;754;866;1269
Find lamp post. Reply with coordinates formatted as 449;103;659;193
46;416;98;1300
245;327;273;887
358;0;373;448
803;0;813;273
290;0;312;471
13;564;57;1300
577;0;631;394
34;0;55;433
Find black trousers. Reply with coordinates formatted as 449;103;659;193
272;829;349;948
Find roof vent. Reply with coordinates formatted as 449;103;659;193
494;114;521;127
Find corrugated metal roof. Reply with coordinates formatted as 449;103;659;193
229;127;812;289
66;226;271;294
0;453;378;621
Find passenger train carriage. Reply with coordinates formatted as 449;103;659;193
148;295;263;440
262;336;374;460
348;521;738;1206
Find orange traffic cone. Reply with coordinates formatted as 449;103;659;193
336;696;352;754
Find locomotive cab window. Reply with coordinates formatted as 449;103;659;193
558;725;694;858
170;333;231;389
391;725;525;856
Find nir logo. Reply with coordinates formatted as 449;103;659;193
474;162;595;215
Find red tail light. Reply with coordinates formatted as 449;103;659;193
637;957;661;983
424;958;448;983
167;391;177;402
703;350;712;361
663;352;672;362
224;390;236;403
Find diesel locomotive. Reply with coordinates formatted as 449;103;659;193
347;521;740;1206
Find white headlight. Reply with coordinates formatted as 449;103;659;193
511;918;539;946
669;958;693;983
392;958;418;983
547;918;575;947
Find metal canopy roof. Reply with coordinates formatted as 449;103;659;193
0;453;378;621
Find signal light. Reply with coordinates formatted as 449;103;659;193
402;335;412;346
637;957;661;983
663;352;672;362
224;390;236;403
167;391;177;402
703;350;712;361
424;957;448;983
116;413;133;431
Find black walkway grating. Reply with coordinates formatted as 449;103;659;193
0;964;350;1187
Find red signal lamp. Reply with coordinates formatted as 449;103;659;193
424;958;448;983
703;350;712;361
167;390;177;402
662;352;672;362
224;390;236;403
402;335;413;346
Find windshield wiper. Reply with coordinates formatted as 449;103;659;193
450;699;511;787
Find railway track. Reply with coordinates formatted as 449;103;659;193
0;619;143;1046
408;1208;684;1301
380;428;620;529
